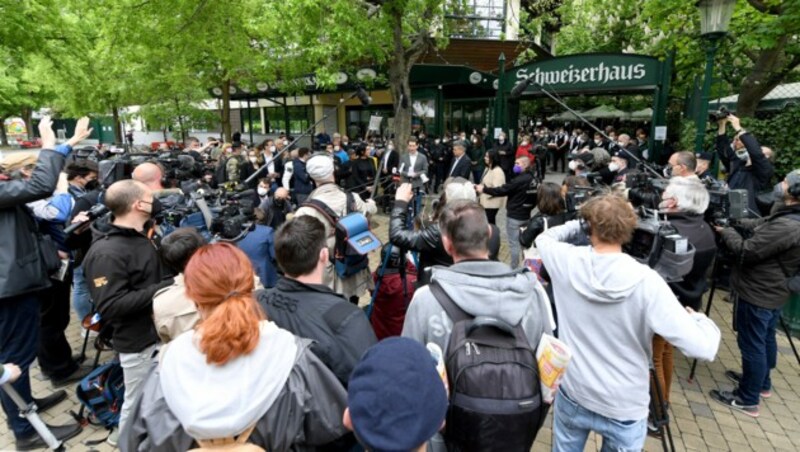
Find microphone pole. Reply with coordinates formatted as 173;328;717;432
244;87;372;186
511;78;664;180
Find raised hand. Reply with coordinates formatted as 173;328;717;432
67;117;93;147
38;116;56;150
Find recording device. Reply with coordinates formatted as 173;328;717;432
565;186;601;213
705;187;749;226
708;106;730;123
64;203;109;235
623;209;695;283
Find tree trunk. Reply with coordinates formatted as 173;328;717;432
21;107;34;140
736;35;794;118
112;106;123;144
0;117;8;146
221;79;232;142
387;9;421;154
174;97;187;144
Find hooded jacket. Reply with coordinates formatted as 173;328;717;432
83;223;173;353
536;220;720;421
119;322;348;452
402;260;554;354
0;149;65;300
719;203;800;309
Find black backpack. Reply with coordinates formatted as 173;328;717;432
302;191;370;278
430;280;548;452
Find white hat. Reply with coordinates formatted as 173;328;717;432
306;154;335;181
445;177;477;203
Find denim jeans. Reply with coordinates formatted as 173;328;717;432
506;217;526;269
72;265;93;322
0;295;40;439
553;388;647;452
118;344;158;433
735;298;781;405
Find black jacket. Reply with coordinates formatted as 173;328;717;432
519;211;576;249
0;150;66;300
482;170;536;221
447;155;471;180
666;212;717;311
83;224;172;353
257;277;377;385
720;204;800;309
492;141;514;173
715;133;773;213
389;200;501;285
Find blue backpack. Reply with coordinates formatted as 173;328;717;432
75;359;125;428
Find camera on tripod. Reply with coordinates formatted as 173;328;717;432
209;190;256;240
708;106;730;123
705;187;749;227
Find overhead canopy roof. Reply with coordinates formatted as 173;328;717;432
711;82;800;112
210;64;497;101
418;38;547;72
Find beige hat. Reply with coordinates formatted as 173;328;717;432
0;154;37;173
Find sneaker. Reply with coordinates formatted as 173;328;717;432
646;421;663;439
15;422;82;450
709;389;760;417
107;427;120;447
724;370;772;399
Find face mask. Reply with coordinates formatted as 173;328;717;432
594;139;602;145
472;138;478;143
387;145;394;151
773;182;784;200
608;162;620;172
334;146;340;151
257;187;269;197
283;140;289;146
249;157;258;163
568;160;579;171
146;197;163;219
498;137;505;143
663;166;673;178
435;139;441;144
269;145;276;153
513;164;523;174
84;180;99;191
735;149;749;161
443;138;449;143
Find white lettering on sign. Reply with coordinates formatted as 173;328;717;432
516;63;648;87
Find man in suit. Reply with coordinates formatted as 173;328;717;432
399;137;429;192
447;140;472;181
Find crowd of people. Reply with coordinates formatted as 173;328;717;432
0;111;798;452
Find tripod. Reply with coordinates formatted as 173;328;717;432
649;366;676;452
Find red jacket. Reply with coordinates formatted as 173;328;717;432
515;143;535;162
370;266;417;340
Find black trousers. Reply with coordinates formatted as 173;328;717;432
38;269;78;379
485;208;498;225
552;149;567;172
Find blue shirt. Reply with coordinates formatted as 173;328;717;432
236;225;278;288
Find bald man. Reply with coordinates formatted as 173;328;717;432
132;162;164;191
82;179;173;446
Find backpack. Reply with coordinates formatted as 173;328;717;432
75;359;125;428
429;280;547;452
776;213;800;293
302;191;370;278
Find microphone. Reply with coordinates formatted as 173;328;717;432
356;86;372;107
230;189;255;199
510;77;534;99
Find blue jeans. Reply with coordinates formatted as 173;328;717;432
506;217;525;269
735;298;780;405
0;294;40;439
72;265;93;323
553;388;647;452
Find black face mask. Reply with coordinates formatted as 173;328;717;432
149;197;163;219
84;180;100;191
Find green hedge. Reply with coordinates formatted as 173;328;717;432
679;106;800;180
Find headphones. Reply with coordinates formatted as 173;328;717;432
788;180;800;199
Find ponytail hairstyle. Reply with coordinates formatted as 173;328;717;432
184;243;265;365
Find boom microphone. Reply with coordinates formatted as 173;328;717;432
356;86;372;106
510;77;534;99
230;189;255;200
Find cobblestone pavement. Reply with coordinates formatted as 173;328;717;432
3;171;799;451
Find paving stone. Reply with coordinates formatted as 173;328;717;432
765;431;796;451
689;401;715;419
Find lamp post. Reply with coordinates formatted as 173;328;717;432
494;53;507;133
694;0;736;153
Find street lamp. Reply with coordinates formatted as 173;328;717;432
693;0;736;154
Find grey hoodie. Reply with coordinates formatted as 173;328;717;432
536;220;720;421
402;260;554;356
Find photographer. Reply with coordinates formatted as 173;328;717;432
83;179;175;446
390;178;501;286
710;169;800;417
0;116;91;449
535;194;720;451
715;114;773;214
651;176;717;425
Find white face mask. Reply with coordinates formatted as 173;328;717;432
334;146;340;151
568;160;579;171
594;139;602;145
283;140;289;146
608;162;621;172
269;145;276;153
521;141;528;146
498;137;505;143
472;138;478;143
434;139;441;144
735;149;749;161
257;187;268;196
249;157;258;163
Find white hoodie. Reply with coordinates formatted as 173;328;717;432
536;220;720;421
160;321;297;440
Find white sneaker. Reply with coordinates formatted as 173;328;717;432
107;428;120;447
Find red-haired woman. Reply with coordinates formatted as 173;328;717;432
120;243;348;451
